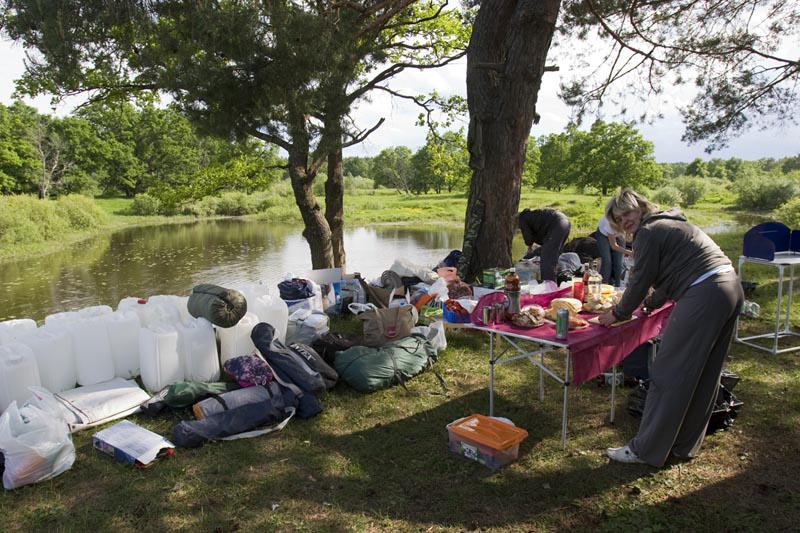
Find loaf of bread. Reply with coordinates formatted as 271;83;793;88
545;297;583;319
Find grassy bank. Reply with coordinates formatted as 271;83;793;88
1;190;799;531
0;188;742;263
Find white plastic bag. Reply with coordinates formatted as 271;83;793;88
411;320;447;351
428;277;450;303
0;401;76;489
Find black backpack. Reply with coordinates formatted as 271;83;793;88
289;342;338;389
627;370;743;435
312;331;359;365
251;322;327;397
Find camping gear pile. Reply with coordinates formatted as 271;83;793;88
0;257;473;489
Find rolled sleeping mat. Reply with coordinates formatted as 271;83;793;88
192;384;275;420
187;284;247;328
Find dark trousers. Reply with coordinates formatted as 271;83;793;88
629;270;743;466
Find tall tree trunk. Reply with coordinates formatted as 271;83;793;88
287;119;335;270
326;147;347;270
460;0;561;283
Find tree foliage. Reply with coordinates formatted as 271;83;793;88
559;0;800;152
461;0;798;280
412;130;469;194
1;0;469;269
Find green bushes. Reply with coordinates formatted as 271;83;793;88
56;194;108;229
776;197;800;228
734;174;799;210
129;193;161;215
0;194;107;246
650;185;683;208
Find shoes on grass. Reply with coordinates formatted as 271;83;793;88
607;445;645;464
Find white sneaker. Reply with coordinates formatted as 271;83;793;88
607;445;645;464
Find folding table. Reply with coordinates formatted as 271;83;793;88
470;297;673;448
734;222;800;354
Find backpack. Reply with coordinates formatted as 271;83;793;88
288;342;338;389
312;331;359;365
334;333;446;394
627;370;743;435
251;322;327;397
278;278;314;300
285;309;329;345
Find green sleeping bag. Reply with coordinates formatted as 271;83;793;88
334;334;437;393
187;284;248;328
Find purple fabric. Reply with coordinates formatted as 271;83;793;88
474;301;674;386
223;355;274;387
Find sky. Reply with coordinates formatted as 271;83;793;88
2;39;798;164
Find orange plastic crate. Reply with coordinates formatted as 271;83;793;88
447;414;528;469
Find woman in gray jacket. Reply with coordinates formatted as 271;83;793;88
598;188;743;467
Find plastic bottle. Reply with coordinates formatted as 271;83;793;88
588;260;603;301
620;255;634;289
581;263;591;301
504;267;521;316
504;267;520;292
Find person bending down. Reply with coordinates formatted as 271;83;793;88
598;188;743;467
517;208;571;283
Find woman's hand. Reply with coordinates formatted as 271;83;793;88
597;309;618;327
622;249;634;257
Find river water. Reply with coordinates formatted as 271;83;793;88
2;213;754;324
1;220;465;323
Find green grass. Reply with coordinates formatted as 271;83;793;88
1;313;798;532
2;187;799;531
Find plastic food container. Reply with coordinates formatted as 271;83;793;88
447;414;528;469
443;306;471;323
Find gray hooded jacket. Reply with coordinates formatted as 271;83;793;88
613;208;732;320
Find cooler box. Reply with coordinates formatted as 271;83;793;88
447;414;528;469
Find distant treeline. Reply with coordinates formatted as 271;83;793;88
2;100;799;222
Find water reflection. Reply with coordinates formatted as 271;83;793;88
1;220;463;323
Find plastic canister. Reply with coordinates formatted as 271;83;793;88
139;324;183;393
0;343;42;412
175;317;220;383
139;301;182;328
44;310;81;328
70;316;115;386
148;294;192;324
0;318;38;346
77;305;113;319
243;293;288;344
218;311;259;366
105;310;142;379
16;325;76;393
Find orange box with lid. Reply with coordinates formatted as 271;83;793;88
447;414;528;469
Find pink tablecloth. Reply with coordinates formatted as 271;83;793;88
474;301;674;386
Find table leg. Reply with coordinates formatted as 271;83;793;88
561;352;571;449
538;351;545;401
610;365;617;423
773;264;785;354
489;331;495;417
783;264;795;333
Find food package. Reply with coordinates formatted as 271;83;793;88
511;305;546;328
544;298;583;320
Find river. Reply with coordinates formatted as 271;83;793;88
1;220;465;323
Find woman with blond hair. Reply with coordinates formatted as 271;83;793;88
598;188;743;467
